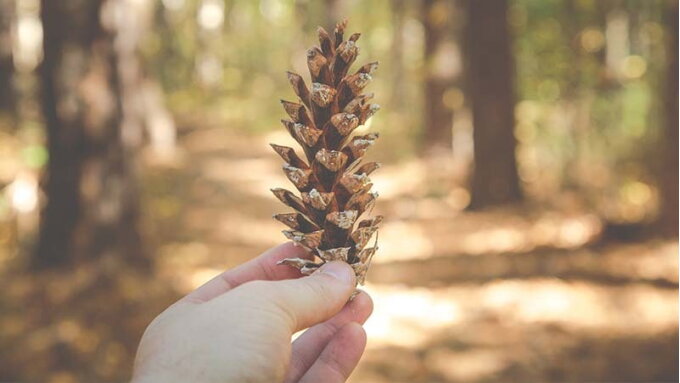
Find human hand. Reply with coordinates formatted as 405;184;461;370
131;242;373;383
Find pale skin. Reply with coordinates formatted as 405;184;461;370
132;242;374;383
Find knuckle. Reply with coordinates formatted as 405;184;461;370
302;276;339;304
234;280;268;298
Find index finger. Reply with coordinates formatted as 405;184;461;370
184;242;312;303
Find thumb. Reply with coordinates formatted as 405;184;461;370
235;261;356;332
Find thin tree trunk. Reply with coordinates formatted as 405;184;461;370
657;0;678;237
36;0;147;268
390;0;406;109
594;0;613;89
466;0;522;208
422;0;454;152
325;0;341;31
0;0;16;118
561;0;585;190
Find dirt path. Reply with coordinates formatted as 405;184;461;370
1;127;676;382
147;128;679;383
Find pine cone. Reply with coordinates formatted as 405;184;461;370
272;19;381;287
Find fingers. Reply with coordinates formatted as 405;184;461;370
298;322;367;383
184;242;311;303
285;292;373;383
230;261;356;332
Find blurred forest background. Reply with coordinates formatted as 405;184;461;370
0;0;678;382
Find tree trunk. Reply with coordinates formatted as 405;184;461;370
325;0;341;32
657;0;678;237
422;0;455;152
390;0;406;109
0;0;16;118
35;0;147;268
466;0;522;208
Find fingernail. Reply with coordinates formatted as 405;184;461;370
319;261;355;285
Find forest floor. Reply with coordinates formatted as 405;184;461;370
0;126;677;382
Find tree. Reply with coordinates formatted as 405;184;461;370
36;0;148;268
0;0;16;118
465;0;522;208
657;0;678;237
390;0;406;109
324;0;342;32
421;0;458;152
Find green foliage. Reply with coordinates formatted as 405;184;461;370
137;0;672;219
512;0;669;219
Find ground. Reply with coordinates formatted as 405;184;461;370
0;126;676;382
